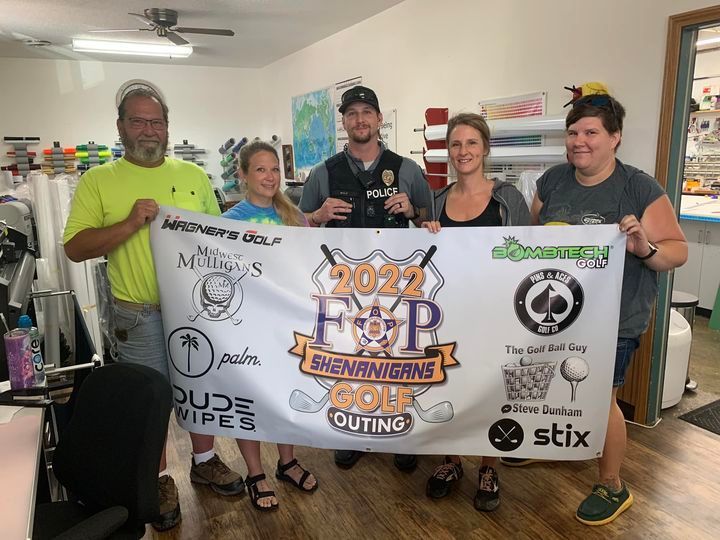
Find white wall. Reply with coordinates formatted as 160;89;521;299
2;0;720;180
0;58;262;181
259;0;720;175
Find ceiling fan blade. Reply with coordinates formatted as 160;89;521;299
89;29;145;33
173;27;235;37
128;12;155;27
165;32;190;46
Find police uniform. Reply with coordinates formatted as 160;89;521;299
299;141;431;228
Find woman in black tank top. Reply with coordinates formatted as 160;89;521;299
423;113;525;513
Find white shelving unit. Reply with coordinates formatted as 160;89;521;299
686;109;720;187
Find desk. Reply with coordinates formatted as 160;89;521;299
0;405;44;540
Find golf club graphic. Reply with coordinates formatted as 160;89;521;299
320;243;363;311
288;388;329;413
494;424;518;444
289;244;449;420
560;356;589;402
410;398;453;423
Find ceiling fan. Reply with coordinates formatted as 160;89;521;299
90;8;234;46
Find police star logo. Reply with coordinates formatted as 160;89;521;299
381;169;394;186
347;297;404;355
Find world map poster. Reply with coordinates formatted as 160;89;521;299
291;87;336;180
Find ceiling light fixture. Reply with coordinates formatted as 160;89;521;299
697;36;720;47
71;38;192;58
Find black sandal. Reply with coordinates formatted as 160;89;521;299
275;458;318;493
245;473;279;512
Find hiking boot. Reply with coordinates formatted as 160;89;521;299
152;475;181;532
426;457;463;499
334;450;364;469
499;457;544;467
474;465;500;512
393;453;418;472
190;454;245;496
576;482;634;526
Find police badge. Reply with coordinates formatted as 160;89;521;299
382;169;395;186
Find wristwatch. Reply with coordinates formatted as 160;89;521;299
636;241;658;260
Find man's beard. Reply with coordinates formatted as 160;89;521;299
121;132;168;164
348;129;373;144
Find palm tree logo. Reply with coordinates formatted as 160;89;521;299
180;333;199;372
168;327;214;378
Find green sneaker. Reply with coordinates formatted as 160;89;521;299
576;482;634;526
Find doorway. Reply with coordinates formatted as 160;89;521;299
653;5;720;423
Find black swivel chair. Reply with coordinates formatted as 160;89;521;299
33;363;173;539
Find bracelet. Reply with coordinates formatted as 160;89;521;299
310;211;321;226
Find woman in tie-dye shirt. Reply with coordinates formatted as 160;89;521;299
223;141;308;227
222;141;313;512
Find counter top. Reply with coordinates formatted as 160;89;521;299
680;194;720;222
0;406;44;540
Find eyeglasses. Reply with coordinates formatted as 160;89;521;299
572;95;618;120
125;117;167;130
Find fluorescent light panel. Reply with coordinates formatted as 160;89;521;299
697;36;720;47
72;38;192;58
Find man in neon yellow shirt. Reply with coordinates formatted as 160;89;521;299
64;89;244;532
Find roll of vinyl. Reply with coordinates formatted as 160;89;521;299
222;179;238;192
221;166;238;180
231;137;248;154
488;115;565;137
35;258;60;367
218;138;235;154
220;152;236;167
424;146;566;164
424;124;447;141
424;149;448;163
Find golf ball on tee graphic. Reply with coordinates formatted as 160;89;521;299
560;356;589;402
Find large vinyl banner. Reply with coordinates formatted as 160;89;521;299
151;208;625;460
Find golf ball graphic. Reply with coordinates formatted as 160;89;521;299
560;356;589;402
202;274;233;303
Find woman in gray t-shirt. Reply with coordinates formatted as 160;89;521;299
529;94;687;526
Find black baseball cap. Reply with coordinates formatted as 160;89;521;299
338;85;380;114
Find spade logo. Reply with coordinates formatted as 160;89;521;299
514;269;583;336
488;418;524;452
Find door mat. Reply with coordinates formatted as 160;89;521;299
679;398;720;436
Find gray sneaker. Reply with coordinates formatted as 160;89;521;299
152;475;181;531
190;454;245;496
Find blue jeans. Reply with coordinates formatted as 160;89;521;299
112;302;170;381
613;337;640;387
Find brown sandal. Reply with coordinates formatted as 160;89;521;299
275;459;318;493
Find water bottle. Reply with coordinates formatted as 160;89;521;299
17;315;47;387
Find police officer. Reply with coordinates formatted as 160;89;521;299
299;85;431;471
300;85;430;230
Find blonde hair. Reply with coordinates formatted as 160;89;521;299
239;141;305;227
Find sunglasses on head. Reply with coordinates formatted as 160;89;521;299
573;94;618;119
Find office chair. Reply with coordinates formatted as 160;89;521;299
33;363;173;539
